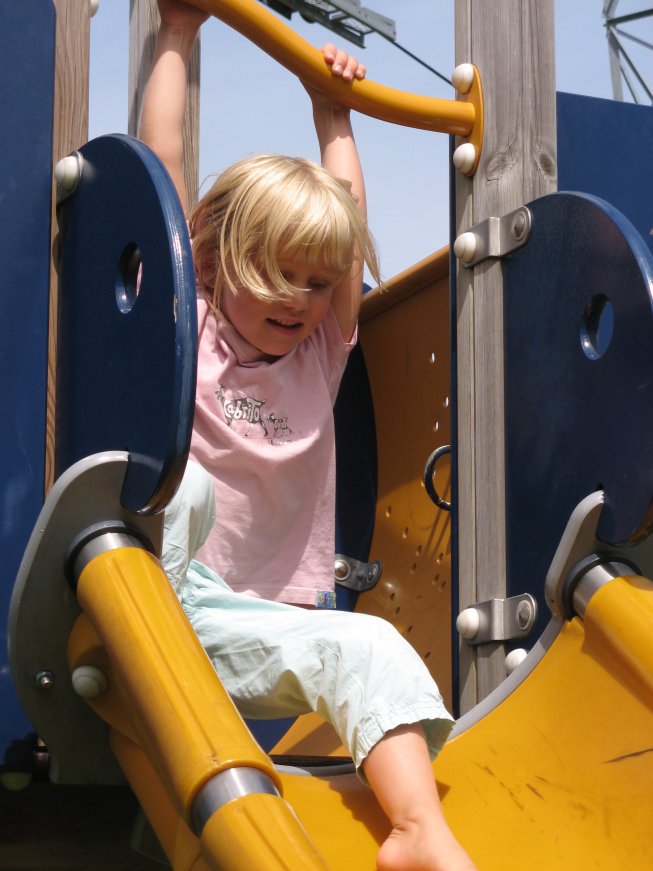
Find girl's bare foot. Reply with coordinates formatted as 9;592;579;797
376;812;477;871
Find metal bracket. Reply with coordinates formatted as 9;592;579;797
454;206;532;268
334;554;382;592
456;593;537;645
544;490;643;620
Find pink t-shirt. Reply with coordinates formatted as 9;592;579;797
190;297;355;605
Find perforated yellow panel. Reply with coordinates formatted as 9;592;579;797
356;248;453;707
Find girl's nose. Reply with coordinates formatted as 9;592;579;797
285;292;308;313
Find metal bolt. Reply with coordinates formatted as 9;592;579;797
511;210;527;241
334;558;350;581
34;671;55;690
516;600;533;629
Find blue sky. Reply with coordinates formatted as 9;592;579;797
89;1;651;281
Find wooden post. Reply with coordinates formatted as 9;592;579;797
46;0;92;492
454;0;557;711
129;0;201;210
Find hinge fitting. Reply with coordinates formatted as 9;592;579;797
334;554;382;593
456;593;537;645
454;206;532;268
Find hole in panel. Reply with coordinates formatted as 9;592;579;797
116;243;142;314
581;294;614;360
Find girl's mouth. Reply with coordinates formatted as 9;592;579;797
267;318;302;332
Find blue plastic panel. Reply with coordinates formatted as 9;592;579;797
55;134;197;514
452;94;653;659
503;192;653;640
557;92;653;257
0;1;55;767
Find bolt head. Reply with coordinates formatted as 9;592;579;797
34;671;55;690
512;211;527;240
517;601;533;628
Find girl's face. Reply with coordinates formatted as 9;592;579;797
220;256;342;358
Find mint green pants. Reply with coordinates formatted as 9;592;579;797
162;461;454;770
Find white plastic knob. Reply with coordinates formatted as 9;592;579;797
505;648;528;675
89;0;100;16
456;607;481;640
453;232;478;264
54;155;81;192
452;142;477;175
452;63;475;94
72;665;108;699
0;771;32;791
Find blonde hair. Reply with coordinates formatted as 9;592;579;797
189;154;380;313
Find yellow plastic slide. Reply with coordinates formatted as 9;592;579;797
70;538;653;869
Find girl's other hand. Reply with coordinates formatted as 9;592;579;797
302;43;366;110
321;42;366;83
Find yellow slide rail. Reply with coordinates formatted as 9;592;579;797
68;543;329;870
189;0;483;163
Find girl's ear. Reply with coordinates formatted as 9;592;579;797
193;253;215;293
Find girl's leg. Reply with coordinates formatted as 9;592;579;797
363;724;477;871
162;462;475;869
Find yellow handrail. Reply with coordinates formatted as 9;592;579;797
71;545;330;870
190;0;480;138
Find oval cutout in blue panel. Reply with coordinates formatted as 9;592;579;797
580;294;614;360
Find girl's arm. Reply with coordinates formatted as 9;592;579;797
139;0;207;215
306;45;368;343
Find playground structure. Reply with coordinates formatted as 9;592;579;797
2;1;653;869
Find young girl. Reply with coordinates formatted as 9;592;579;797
141;2;477;869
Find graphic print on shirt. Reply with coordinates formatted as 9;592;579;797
215;384;293;442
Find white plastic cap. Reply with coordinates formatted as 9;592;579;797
452;63;475;94
456;607;481;640
72;665;108;699
452;142;477;176
505;648;528;675
453;232;478;264
89;0;100;17
54;155;81;192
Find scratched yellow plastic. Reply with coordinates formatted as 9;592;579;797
273;577;653;870
435;576;653;870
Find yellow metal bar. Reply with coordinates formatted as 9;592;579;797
188;0;479;137
73;545;328;870
582;574;653;711
200;794;329;870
